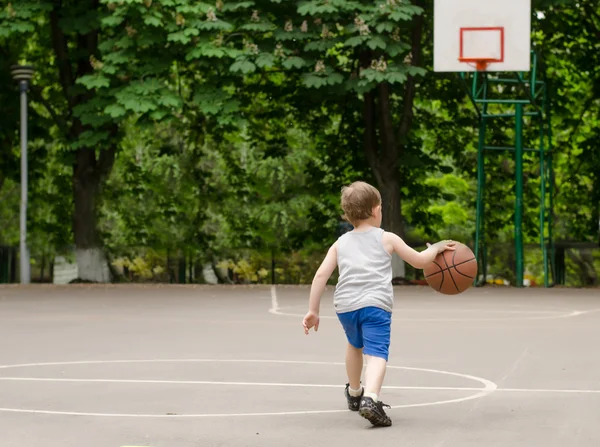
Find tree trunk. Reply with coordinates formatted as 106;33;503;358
363;85;406;279
379;180;403;236
378;82;403;238
73;148;112;282
50;1;115;282
360;1;424;280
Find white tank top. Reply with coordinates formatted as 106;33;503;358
333;227;394;314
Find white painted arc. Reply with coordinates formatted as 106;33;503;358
268;284;599;322
0;377;598;395
0;377;489;391
0;358;497;418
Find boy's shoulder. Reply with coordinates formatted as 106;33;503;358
381;230;401;242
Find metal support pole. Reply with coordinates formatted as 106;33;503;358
19;80;31;284
539;118;548;287
475;111;487;285
548;113;555;285
514;104;524;287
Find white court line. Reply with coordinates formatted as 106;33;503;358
269;285;600;322
272;307;590;322
276;303;565;314
0;358;496;418
0;377;485;390
0;377;598;395
497;388;600;394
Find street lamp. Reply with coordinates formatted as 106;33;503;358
10;64;34;284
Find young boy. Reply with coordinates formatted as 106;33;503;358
302;181;456;427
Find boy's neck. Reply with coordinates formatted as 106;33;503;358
353;220;379;232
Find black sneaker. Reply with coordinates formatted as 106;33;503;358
344;383;363;411
358;396;392;427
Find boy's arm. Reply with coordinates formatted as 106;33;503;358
383;232;455;269
307;242;338;314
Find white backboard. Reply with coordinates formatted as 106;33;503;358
434;0;531;72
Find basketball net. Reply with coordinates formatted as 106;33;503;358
458;58;495;71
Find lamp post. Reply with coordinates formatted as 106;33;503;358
10;65;34;284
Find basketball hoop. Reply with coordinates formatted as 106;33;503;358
457;58;497;72
433;0;531;73
457;27;504;72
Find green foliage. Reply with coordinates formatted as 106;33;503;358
0;0;598;287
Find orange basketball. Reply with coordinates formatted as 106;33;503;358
423;242;477;295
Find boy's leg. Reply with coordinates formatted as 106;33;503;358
364;354;387;398
346;342;363;391
343;343;364;410
337;310;365;411
357;307;393;427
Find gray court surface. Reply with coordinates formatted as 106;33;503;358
0;284;599;447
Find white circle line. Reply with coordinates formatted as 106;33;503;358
270;308;592;322
0;359;497;418
277;305;566;315
0;377;595;395
268;285;598;322
0;377;486;391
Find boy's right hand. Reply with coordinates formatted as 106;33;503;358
302;311;320;335
427;240;457;254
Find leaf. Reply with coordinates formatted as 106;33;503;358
143;14;162;27
101;64;118;75
156;91;183;109
389;6;423;22
297;2;318;15
168;31;192;44
366;36;386;50
115;35;135;49
304;40;337;52
282;56;307;69
298;2;338;15
240;22;276;32
184;27;200;37
71;130;110;149
193;91;240;116
124;97;157;113
386;42;409;57
302;74;328;89
360;68;387;84
274;30;311;42
80;113;112;128
77;73;110;89
407;66;427;77
101;14;125;27
193;91;227;115
195;21;234;31
186;45;227;60
326;72;344;85
376;21;395;33
104;104;127;118
221;1;255;11
222;99;241;114
116;85;159;113
149;109;169;121
344;36;366;47
255;53;275;68
230;59;257;74
104;50;133;65
384;71;407;84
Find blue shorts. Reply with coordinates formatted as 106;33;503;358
336;307;392;361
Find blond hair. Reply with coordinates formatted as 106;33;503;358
340;181;381;225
